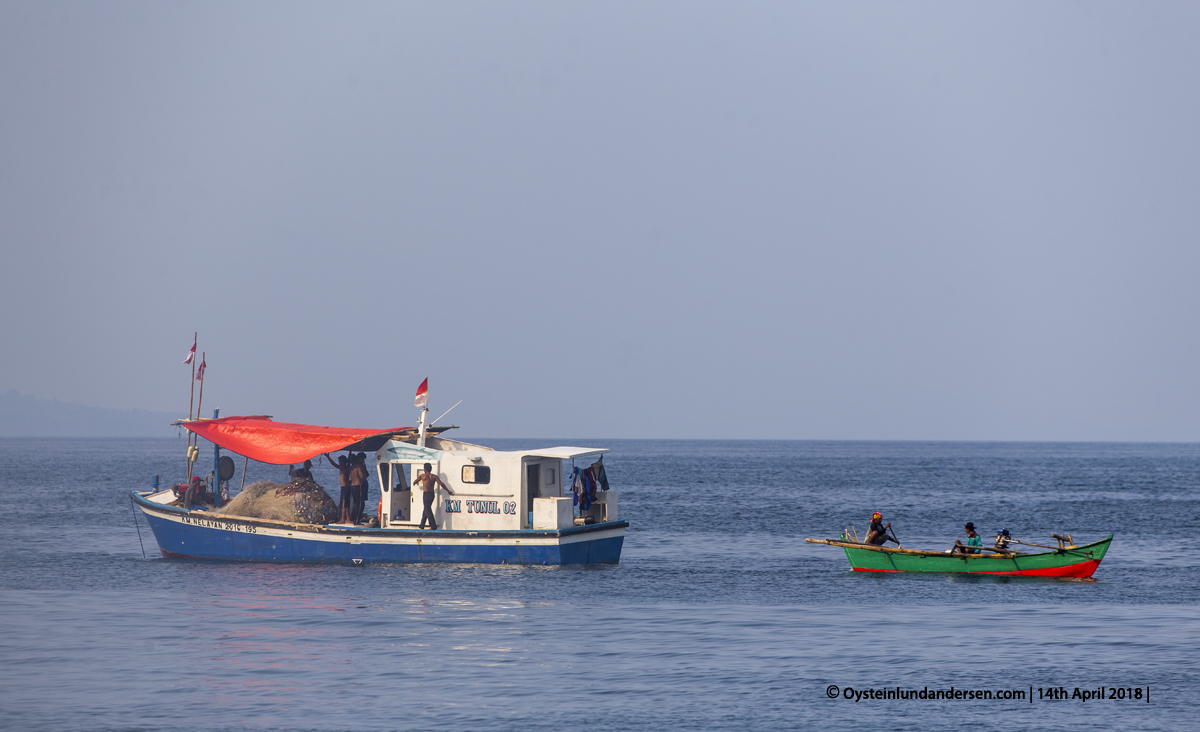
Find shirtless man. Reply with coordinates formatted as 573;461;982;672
414;462;454;530
348;453;369;524
324;453;353;524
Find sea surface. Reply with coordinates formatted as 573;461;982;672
1;438;1198;731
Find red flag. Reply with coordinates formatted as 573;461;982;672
414;378;428;407
196;357;207;381
183;341;196;365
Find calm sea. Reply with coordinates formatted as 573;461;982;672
1;438;1198;731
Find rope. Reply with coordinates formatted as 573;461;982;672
130;495;147;560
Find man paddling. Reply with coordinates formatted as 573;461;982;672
952;522;983;555
415;463;454;530
863;512;899;546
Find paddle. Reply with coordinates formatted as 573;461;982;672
887;526;902;549
805;538;1020;557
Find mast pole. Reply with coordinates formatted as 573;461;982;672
187;333;197;420
414;377;429;447
185;333;197;481
190;352;206;480
211;408;222;508
195;352;206;423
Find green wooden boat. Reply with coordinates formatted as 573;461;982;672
806;534;1112;578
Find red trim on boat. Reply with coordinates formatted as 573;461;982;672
851;559;1102;579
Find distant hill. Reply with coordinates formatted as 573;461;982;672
0;390;180;437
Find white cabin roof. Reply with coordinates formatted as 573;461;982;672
377;440;608;463
516;447;610;460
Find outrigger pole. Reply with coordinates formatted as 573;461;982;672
806;538;1017;556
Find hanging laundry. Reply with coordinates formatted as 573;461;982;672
592;456;609;492
581;467;594;500
571;467;591;510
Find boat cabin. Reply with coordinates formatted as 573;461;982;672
376;438;616;530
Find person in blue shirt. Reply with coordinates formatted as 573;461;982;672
952;522;983;555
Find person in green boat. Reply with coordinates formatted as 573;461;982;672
952;522;983;555
863;512;899;546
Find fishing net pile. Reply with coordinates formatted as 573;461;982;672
218;479;339;525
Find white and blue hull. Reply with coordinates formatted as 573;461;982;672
132;491;626;565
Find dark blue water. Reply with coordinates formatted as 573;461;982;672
2;438;1198;731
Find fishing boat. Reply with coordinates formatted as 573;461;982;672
805;532;1112;578
130;389;626;565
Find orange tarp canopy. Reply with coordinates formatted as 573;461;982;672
183;415;409;465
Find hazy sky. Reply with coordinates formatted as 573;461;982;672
2;2;1197;440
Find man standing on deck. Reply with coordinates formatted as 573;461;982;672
863;512;899;546
349;453;369;524
324;452;353;524
415;462;454;530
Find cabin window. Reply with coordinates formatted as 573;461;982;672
461;465;491;484
543;467;556;488
393;463;410;491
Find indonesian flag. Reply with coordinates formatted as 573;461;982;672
414;378;428;408
196;357;206;381
183;342;196;365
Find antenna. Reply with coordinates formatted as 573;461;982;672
431;400;462;426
